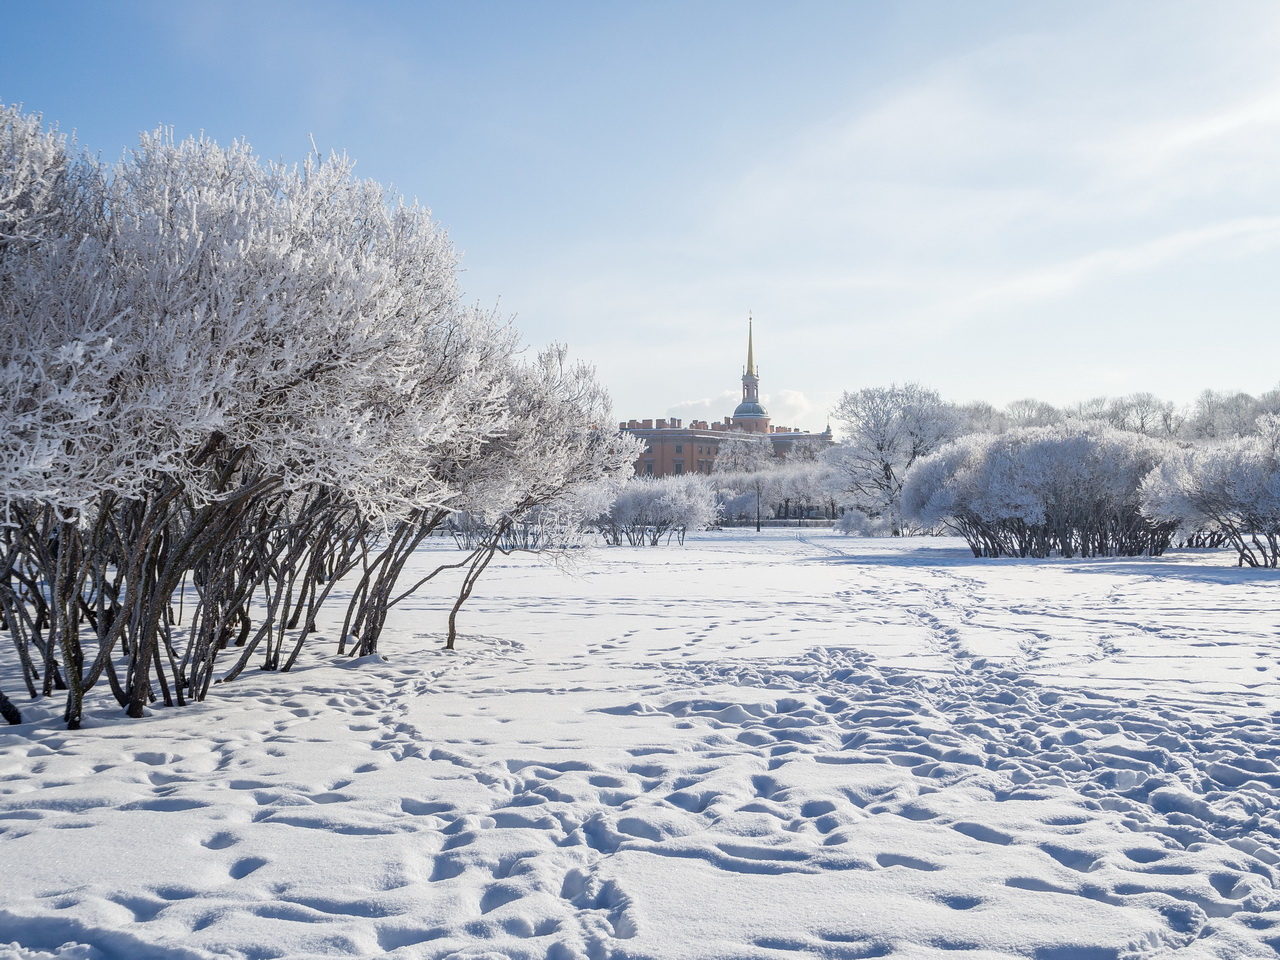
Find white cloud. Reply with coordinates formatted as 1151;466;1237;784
763;390;822;431
660;388;825;434
931;215;1280;328
666;390;739;423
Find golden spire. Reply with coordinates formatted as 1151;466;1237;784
746;314;756;377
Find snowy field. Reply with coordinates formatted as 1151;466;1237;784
2;530;1279;960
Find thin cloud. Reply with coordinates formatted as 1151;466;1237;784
934;215;1280;327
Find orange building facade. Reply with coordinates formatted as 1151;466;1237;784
619;323;832;477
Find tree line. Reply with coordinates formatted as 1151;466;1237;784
594;383;1280;570
829;384;1280;564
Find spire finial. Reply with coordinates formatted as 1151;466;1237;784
746;314;755;378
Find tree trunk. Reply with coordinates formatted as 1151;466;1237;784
0;688;21;725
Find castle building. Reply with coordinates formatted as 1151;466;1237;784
619;321;832;477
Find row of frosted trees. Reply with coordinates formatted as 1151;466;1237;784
0;105;636;728
574;413;1279;566
591;432;838;545
901;418;1280;563
824;383;1280;564
595;474;719;546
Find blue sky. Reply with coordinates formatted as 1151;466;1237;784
4;1;1279;431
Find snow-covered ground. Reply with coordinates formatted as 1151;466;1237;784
3;531;1279;960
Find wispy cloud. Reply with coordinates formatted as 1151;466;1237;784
939;216;1280;325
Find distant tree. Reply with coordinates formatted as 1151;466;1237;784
713;433;775;530
597;475;718;546
787;435;831;462
1004;398;1061;429
1067;396;1111;422
712;433;774;473
1186;389;1259;440
1253;386;1280;423
1104;392;1179;437
955;400;1007;435
829;383;957;535
770;459;836;522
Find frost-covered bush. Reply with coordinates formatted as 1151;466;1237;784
1141;416;1280;567
769;460;837;521
0;104;635;727
0;106;120;516
597;475;718;546
903;422;1178;558
833;509;894;537
829;383;958;535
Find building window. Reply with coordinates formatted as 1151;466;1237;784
673;461;684;475
675;445;683;454
644;461;654;475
